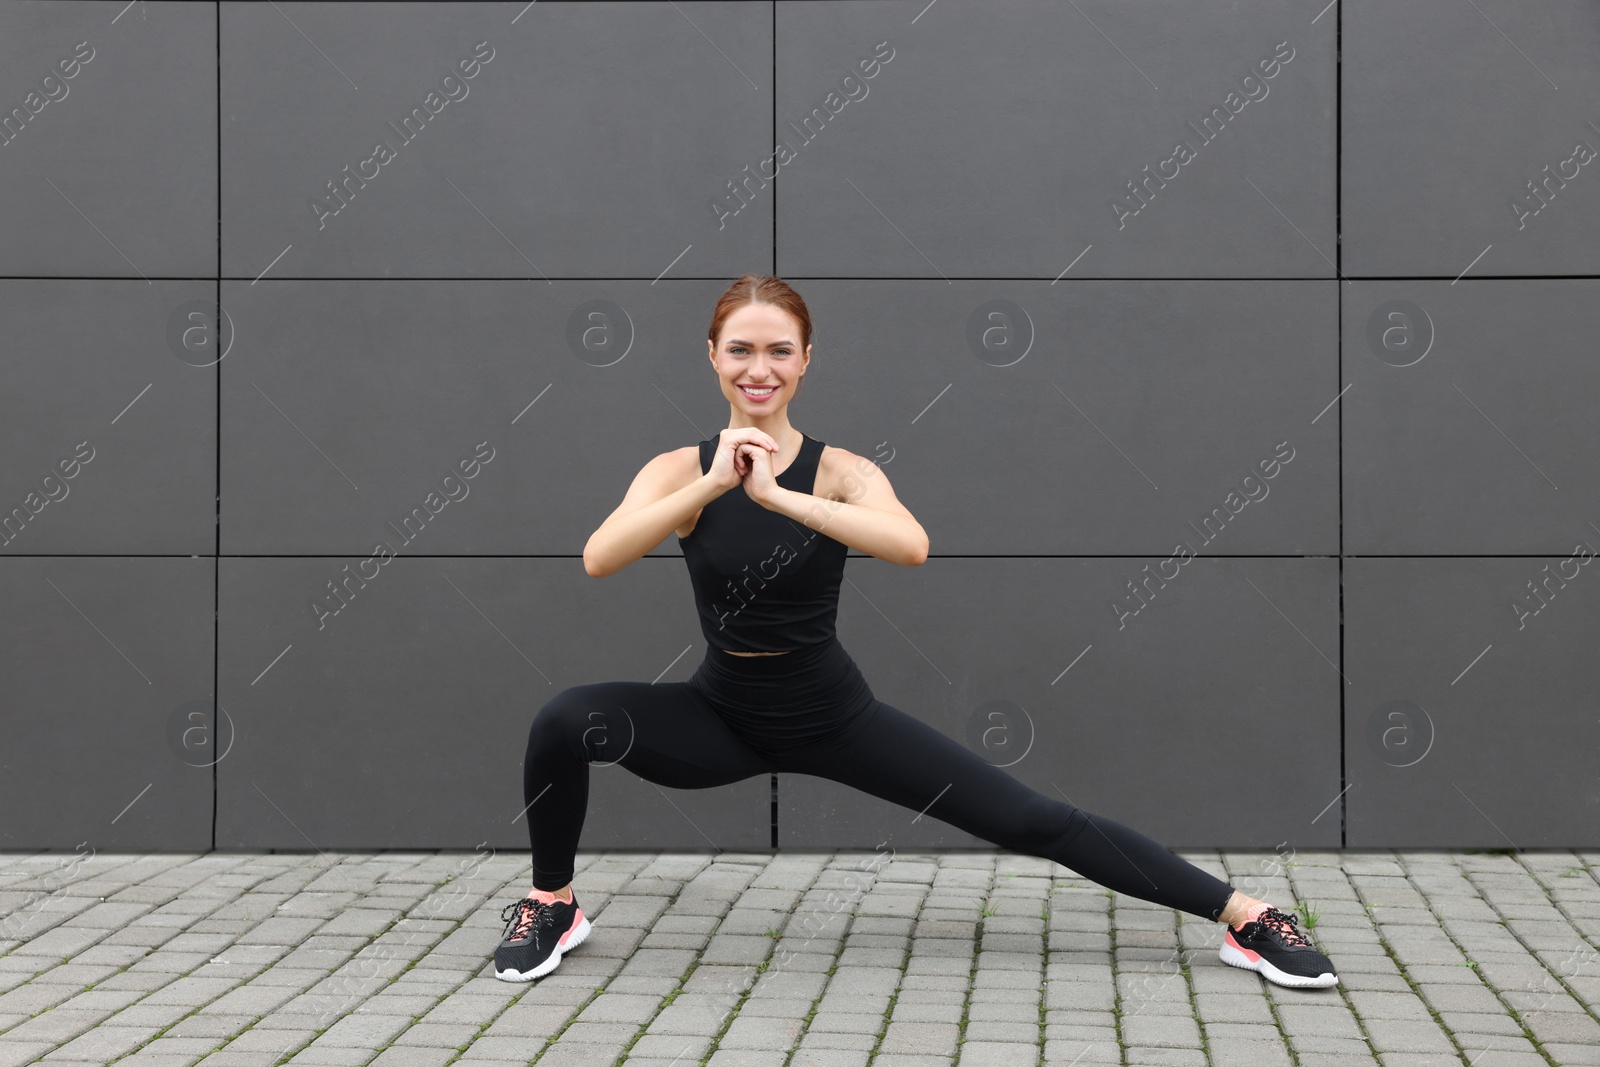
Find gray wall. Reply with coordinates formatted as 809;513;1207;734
2;1;1596;856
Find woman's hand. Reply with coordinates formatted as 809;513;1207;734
706;427;780;496
736;440;783;507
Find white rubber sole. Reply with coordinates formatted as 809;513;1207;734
494;915;592;983
1220;938;1339;988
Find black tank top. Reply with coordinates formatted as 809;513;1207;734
678;433;849;653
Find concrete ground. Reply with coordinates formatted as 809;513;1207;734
0;848;1596;1067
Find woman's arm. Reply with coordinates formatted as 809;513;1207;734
583;449;719;578
755;447;928;567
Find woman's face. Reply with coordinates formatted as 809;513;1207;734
709;303;810;415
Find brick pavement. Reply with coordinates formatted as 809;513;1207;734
1;849;1596;1066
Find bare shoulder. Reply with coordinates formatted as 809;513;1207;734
631;444;701;485
661;443;703;478
654;444;704;539
817;443;909;512
609;445;702;520
659;442;703;489
817;443;850;503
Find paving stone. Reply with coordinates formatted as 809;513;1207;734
1463;1054;1551;1067
1360;1017;1455;1054
43;1024;162;1062
1122;1048;1206;1067
1202;1020;1283;1044
796;1030;878;1051
783;1051;871;1067
480;1003;580;1037
1543;1043;1600;1066
1347;989;1435;1021
1291;1036;1379;1061
166;1011;256;1039
955;1042;1048;1066
1438;1009;1522;1036
1207;1037;1296;1066
0;982;80;1015
0;849;1594;1067
387;1020;480;1046
488;1044;618;1067
1120;1012;1202;1048
220;1026;320;1054
717;1014;805;1049
139;975;247;1008
705;1051;790;1067
1273;1004;1364;1040
815;1009;895;1035
0;1043;55;1067
112;1035;226;1060
1523;1010;1600;1045
368;1048;458;1067
3;1007;119;1044
852;1056;946;1067
194;982;300;1018
281;1043;375;1065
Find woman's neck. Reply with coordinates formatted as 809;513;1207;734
728;415;800;450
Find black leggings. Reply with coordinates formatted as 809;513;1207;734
521;636;1235;921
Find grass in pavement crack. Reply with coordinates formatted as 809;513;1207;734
1257;983;1305;1067
693;958;752;1066
1401;855;1566;1067
949;863;998;1059
1173;908;1218;1067
1360;855;1555;1067
770;855;884;1067
1106;889;1129;1066
1508;852;1600;1013
859;887;916;1065
252;858;533;1067
1036;893;1050;1067
1218;852;1306;1067
692;862;839;1067
517;857;705;1067
1251;873;1334;1067
1304;861;1392;1066
700;855;870;1067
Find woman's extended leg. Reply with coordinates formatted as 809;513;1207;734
521;680;772;893
776;698;1234;919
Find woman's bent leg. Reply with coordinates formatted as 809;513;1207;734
522;681;772;892
777;699;1235;921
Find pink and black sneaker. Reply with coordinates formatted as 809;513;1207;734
493;890;591;982
1220;906;1338;988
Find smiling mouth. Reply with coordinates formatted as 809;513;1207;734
738;385;777;398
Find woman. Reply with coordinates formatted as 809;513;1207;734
494;275;1337;991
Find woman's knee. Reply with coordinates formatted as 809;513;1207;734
1006;790;1087;854
529;685;635;763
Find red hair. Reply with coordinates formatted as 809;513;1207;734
707;274;813;355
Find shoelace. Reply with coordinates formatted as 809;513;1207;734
1255;906;1311;947
501;897;553;944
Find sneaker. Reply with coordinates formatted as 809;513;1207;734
493;891;591;982
1220;906;1338;988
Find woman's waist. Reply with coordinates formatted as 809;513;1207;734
695;670;876;726
690;636;866;701
703;633;843;669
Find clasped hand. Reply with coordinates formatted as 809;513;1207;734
734;440;784;508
